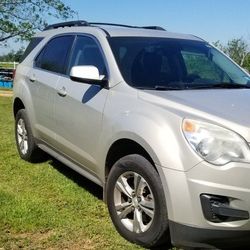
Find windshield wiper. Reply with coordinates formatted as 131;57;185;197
136;85;183;90
211;82;250;89
186;82;250;90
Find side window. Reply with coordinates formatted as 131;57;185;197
68;36;107;76
35;36;74;75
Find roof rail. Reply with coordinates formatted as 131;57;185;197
43;20;166;32
90;22;138;29
142;26;166;31
90;22;166;31
43;20;89;31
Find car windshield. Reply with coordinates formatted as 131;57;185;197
108;37;250;90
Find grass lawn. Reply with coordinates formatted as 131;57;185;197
0;96;142;249
0;62;17;69
0;88;12;91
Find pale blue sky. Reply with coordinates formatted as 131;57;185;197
1;0;250;54
64;0;250;43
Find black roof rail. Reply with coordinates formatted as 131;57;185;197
91;22;166;31
43;20;166;32
142;26;166;31
43;20;89;31
90;22;138;29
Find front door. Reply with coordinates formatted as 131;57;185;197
54;35;109;174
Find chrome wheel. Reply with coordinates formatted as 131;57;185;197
17;118;28;155
114;171;155;233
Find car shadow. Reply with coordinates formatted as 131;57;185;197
82;85;102;103
48;157;103;200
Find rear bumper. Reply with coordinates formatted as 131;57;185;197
169;221;250;249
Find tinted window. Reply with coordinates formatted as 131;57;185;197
20;37;44;62
36;36;74;74
109;37;250;90
68;36;107;76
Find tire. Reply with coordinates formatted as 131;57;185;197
15;109;45;162
106;154;171;248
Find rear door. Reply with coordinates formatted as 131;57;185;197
29;35;74;146
54;35;109;173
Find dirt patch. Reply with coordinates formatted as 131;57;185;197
0;230;100;250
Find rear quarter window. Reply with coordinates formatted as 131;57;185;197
20;37;44;62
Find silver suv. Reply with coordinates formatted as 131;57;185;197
13;20;250;249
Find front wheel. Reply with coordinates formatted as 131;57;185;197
106;154;170;248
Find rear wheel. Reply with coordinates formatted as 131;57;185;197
15;109;45;162
106;154;170;248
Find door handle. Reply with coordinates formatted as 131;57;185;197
57;86;67;97
29;75;36;82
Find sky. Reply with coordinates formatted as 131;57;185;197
1;0;250;54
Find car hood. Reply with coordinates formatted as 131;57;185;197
138;89;250;142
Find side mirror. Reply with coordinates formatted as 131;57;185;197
70;65;108;87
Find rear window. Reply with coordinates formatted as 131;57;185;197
20;37;44;62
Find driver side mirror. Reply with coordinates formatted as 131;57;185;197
70;65;108;87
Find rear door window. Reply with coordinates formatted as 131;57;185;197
35;35;74;75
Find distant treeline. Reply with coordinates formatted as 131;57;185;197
0;48;24;63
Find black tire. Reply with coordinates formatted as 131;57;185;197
15;109;45;162
106;154;171;248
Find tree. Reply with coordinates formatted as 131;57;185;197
213;38;249;67
213;40;227;53
0;48;24;62
0;0;76;43
226;38;248;66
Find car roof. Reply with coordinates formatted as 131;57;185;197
97;25;203;41
36;21;204;42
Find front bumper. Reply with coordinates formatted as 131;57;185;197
169;221;250;249
158;161;250;248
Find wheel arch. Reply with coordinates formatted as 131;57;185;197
105;138;157;182
13;97;25;117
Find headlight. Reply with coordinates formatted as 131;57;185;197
182;119;250;165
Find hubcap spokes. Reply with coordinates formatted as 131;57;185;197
114;171;155;233
17;118;28;155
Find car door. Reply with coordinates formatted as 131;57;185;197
29;35;74;146
54;35;109;173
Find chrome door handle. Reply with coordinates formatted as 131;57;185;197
57;87;67;97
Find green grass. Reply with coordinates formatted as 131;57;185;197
0;62;16;69
0;88;12;91
0;96;142;249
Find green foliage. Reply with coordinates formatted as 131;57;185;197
227;38;248;66
213;38;250;71
0;48;24;62
0;0;76;43
243;54;250;72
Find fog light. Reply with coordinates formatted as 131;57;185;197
200;194;249;222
